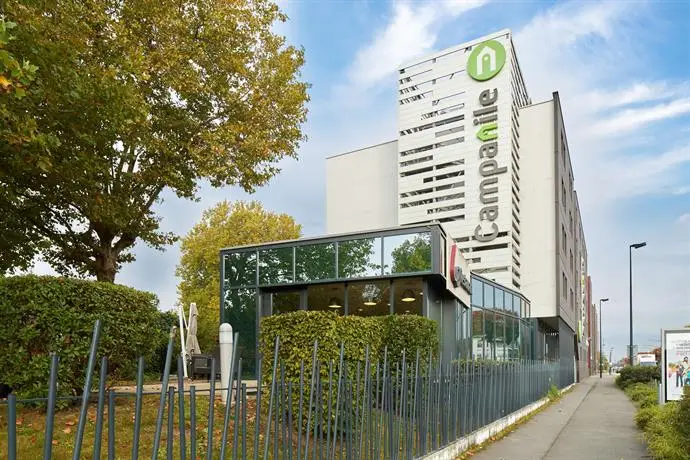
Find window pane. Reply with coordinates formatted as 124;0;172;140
338;238;382;278
484;310;494;359
296;243;336;282
349;281;390;316
258;247;293;285
472;308;484;359
506;317;519;360
495;312;506;360
222;288;256;378
393;278;423;315
471;279;483;307
383;232;432;275
513;295;520;316
483;283;494;310
495;288;504;312
505;292;513;314
272;291;300;314
306;283;344;315
224;251;257;287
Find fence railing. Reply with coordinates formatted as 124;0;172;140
2;321;569;459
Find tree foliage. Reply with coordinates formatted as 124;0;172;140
177;200;301;352
0;0;309;281
390;233;432;273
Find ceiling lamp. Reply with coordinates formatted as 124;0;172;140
328;297;342;309
363;300;377;306
401;289;415;302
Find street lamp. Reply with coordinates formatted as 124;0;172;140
599;298;609;378
629;242;646;367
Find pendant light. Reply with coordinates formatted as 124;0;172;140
401;289;415;302
328;297;342;309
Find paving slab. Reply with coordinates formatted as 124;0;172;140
470;374;648;460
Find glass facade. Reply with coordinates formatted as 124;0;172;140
220;225;535;379
470;275;532;361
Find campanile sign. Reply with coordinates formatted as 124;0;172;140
468;40;507;243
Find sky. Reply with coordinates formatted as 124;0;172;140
34;0;690;362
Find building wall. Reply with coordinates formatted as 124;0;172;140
518;100;557;320
396;29;529;291
326;141;398;234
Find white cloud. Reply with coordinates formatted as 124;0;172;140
678;213;690;225
338;0;489;97
594;97;690;135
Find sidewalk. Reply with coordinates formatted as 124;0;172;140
471;374;648;460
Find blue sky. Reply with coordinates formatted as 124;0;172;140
35;0;690;361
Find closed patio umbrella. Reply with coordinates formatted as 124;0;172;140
185;303;201;356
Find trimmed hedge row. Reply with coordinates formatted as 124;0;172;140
625;383;690;460
259;311;439;382
0;275;170;399
615;365;661;390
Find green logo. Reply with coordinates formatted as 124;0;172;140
467;40;506;81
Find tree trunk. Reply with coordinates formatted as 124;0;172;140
94;248;117;283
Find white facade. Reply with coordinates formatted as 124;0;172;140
326;141;398;234
518;93;586;335
396;30;529;291
324;31;590;347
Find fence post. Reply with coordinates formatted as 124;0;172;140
93;357;108;460
73;320;102;460
43;353;59;460
7;393;17;460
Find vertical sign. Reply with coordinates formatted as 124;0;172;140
662;329;690;402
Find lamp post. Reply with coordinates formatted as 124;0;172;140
599;298;609;378
629;242;647;367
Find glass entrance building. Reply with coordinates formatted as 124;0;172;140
220;224;533;377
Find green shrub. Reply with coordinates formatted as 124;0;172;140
615;365;661;390
259;311;438;381
644;402;689;460
0;275;169;399
678;386;690;439
635;405;659;430
625;382;658;408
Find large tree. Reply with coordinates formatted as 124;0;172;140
0;0;309;281
177;200;301;351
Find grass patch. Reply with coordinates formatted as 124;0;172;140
456;385;572;459
622;382;690;460
0;392;265;459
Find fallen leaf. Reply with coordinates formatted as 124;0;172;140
65;420;76;426
16;419;23;426
52;440;58;445
63;427;72;434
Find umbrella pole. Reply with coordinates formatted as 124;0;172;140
178;304;188;378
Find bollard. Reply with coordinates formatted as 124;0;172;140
219;323;234;405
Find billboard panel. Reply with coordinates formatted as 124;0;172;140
662;329;690;402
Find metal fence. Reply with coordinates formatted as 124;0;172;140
2;321;568;459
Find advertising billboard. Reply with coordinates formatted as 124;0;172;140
662;329;690;402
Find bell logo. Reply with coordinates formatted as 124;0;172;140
467;40;506;81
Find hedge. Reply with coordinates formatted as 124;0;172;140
615;365;661;390
259;311;438;381
0;275;169;400
624;382;690;459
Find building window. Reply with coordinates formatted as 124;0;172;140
306;283;344;315
561;179;566;208
562;272;567;298
393;278;423;315
349;281;391;316
570;249;574;273
561;224;567;253
569;211;573;235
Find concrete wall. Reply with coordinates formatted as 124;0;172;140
519;100;557;319
325;141;398;234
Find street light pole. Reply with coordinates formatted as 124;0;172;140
599;298;609;378
629;242;646;367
